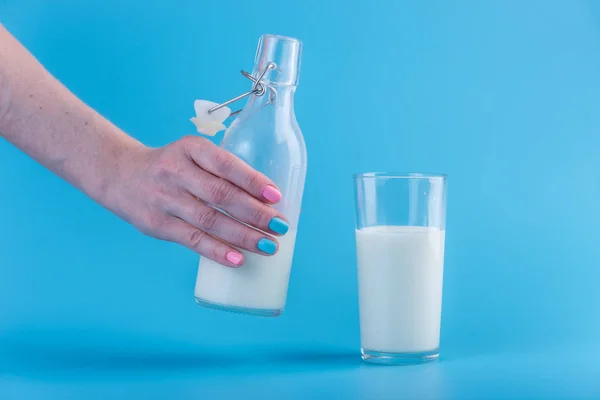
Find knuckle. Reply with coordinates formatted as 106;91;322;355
213;150;236;175
237;228;255;249
178;135;210;158
250;203;271;226
211;244;221;261
180;134;196;144
208;179;236;205
147;192;163;209
147;188;174;209
195;207;220;232
186;229;207;249
187;136;212;156
180;135;203;148
245;171;262;191
153;156;179;181
146;212;168;233
154;161;173;180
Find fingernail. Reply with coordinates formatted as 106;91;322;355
257;238;277;255
226;251;243;266
262;185;282;203
268;217;289;235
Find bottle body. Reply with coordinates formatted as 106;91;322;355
194;35;306;316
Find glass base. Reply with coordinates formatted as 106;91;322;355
361;348;439;365
194;297;282;317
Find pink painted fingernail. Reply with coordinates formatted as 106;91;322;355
226;251;243;266
262;185;282;203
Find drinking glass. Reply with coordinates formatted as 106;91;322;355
353;172;447;365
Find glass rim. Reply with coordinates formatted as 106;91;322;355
353;172;447;180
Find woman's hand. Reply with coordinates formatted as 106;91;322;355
0;25;288;268
108;136;288;267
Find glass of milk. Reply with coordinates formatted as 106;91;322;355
353;172;447;365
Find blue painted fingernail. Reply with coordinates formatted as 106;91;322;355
257;238;277;255
268;217;289;235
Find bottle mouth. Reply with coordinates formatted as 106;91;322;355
261;34;302;44
253;34;302;86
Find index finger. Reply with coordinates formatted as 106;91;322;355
187;138;282;204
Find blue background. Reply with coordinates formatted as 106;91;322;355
1;0;600;398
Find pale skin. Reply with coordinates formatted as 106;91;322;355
0;24;286;267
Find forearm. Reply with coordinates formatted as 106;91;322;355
0;24;143;206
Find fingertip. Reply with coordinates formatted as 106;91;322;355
262;185;282;204
226;251;244;267
268;216;289;235
257;237;278;255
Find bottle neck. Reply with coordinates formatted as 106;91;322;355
235;84;299;145
246;84;296;111
252;34;301;86
225;34;301;138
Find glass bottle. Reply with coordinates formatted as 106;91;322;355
194;34;307;317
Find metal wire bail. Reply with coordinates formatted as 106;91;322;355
207;62;276;117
